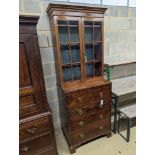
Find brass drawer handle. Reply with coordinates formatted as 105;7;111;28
79;133;85;139
99;114;103;119
21;146;30;152
27;127;37;134
99;126;104;130
78;121;84;126
77;97;82;103
76;109;83;115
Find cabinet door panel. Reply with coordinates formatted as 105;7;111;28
19;36;45;118
55;16;83;83
83;18;104;79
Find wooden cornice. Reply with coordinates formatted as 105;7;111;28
46;3;107;18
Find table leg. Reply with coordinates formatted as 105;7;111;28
113;95;119;133
127;117;131;142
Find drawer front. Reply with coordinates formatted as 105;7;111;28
67;84;111;109
20;116;50;140
70;119;111;145
69;98;111;120
19;134;57;155
19;95;39;118
69;105;111;132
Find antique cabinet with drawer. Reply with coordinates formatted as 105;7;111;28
19;15;58;155
47;3;111;153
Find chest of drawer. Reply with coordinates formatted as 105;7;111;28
70;119;110;145
67;84;111;109
20;116;50;141
19;133;57;155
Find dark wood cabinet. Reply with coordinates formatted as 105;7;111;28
47;3;111;153
19;16;58;155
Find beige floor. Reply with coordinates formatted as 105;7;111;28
55;127;136;155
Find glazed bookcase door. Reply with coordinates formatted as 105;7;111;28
54;16;83;84
82;18;104;80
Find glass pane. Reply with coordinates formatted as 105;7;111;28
95;62;102;76
85;21;93;26
94;43;102;60
69;21;78;25
70;26;79;42
85;44;93;61
86;63;94;77
61;45;70;64
94;24;102;41
94;21;102;26
62;66;72;82
84;21;93;42
72;64;81;80
58;20;68;25
71;45;80;63
58;26;69;44
85;27;93;42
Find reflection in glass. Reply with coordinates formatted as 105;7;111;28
69;20;78;25
86;63;93;77
71;45;80;63
85;27;93;42
94;26;102;41
85;44;93;61
72;64;81;80
58;26;69;44
85;21;93;25
58;20;68;25
70;26;79;42
62;66;72;82
61;46;70;64
94;43;102;60
95;62;102;76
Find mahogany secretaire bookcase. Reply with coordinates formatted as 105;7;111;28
47;3;112;153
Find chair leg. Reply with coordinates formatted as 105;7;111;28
127;118;131;142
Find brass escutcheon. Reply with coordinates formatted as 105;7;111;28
79;133;85;139
78;121;84;126
21;146;30;152
99;126;104;130
99;114;103;119
76;109;83;115
77;97;82;103
27;127;37;134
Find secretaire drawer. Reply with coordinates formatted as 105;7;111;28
67;84;111;109
20;116;50;140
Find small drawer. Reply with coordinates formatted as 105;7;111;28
70;119;110;145
19;95;39;118
69;108;111;132
19;133;56;155
20;116;50;140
